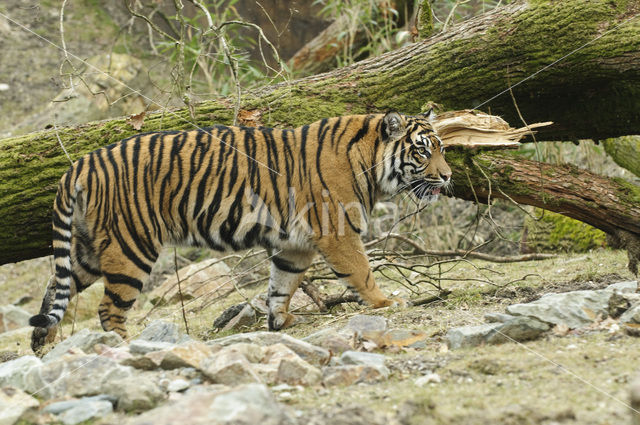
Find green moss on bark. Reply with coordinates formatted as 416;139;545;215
524;209;607;253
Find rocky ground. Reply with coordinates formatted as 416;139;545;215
0;249;637;425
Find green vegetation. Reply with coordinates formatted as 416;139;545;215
524;209;607;253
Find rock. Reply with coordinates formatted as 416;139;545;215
0;356;42;389
219;343;265;364
303;328;353;353
341;315;388;339
157;341;215;370
484;312;517;323
222;304;257;331
620;303;640;325
126;384;293;425
340;351;387;370
200;349;261;385
43;395;114;414
322;365;388;386
631;375;640;425
208;332;330;365
42;329;123;362
101;375;165;412
446;323;502;350
447;316;550;349
136;320;190;344
506;282;638;329
44;396;114;425
276;357;321;386
485;316;550;344
607;281;638;292
93;344;132;362
23;354;137;400
0;387;39;425
167;379;190;392
129;340;175;355
213;303;249;329
0;305;31;333
148;258;235;306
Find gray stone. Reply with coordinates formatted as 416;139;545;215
167;378;190;392
447;316;550;349
58;399;113;425
136;320;191;344
340;351;386;369
208;332;329;365
484;312;517;323
222;303;257;331
157;341;215;370
200;349;261;385
322;365;388;386
129;340;175;355
341;315;388;338
606;281;638;293
620;303;640;325
0;305;31;333
126;384;293;425
0;356;42;390
213;303;249;329
446;323;502;350
0;387;39;425
506;284;633;329
303;328;352;353
43;395;115;414
23;354;134;400
42;329;123;362
101;375;165;412
486;316;550;344
275;356;321;386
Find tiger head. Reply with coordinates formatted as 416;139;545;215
378;110;452;202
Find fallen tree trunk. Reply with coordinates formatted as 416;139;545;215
448;151;640;274
1;0;640;265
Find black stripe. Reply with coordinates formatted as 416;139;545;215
104;288;136;310
272;256;308;274
103;271;144;292
55;265;71;279
331;267;352;278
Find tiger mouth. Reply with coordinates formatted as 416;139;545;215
409;181;442;199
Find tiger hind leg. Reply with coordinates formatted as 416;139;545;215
31;235;102;352
267;250;315;331
97;243;157;340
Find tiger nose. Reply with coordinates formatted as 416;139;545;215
440;172;451;182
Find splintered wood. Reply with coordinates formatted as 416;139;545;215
433;110;552;149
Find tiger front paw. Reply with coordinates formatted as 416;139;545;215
268;312;298;331
372;296;407;309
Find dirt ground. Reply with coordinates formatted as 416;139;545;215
0;248;636;425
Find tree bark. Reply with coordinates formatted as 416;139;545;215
448;151;640;274
1;0;640;265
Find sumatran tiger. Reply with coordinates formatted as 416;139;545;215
29;111;452;351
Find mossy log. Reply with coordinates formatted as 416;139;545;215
448;152;640;274
602;136;640;178
2;0;640;265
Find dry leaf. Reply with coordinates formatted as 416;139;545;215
127;111;146;130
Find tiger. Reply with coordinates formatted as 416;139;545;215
29;110;452;352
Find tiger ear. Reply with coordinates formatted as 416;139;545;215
421;107;437;122
382;111;407;142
